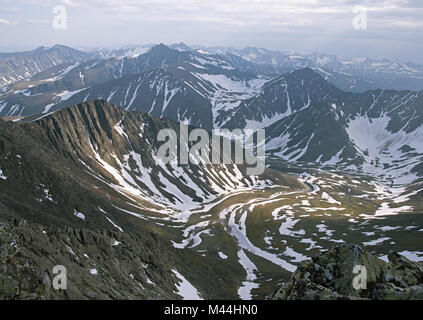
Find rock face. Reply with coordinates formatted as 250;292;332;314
272;244;423;300
0;216;179;300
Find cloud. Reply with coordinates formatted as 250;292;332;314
61;0;422;32
0;18;11;24
26;19;50;25
7;0;423;29
0;6;19;13
61;0;80;7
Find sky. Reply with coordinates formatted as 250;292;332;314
0;0;422;63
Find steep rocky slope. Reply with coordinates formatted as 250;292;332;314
0;100;303;300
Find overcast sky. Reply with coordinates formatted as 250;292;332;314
0;0;422;62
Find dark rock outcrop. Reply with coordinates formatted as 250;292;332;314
0;216;179;300
272;244;423;300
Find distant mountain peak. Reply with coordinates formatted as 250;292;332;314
265;67;328;88
170;42;193;52
151;43;171;51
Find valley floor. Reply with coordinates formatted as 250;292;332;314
139;161;423;299
2;154;423;300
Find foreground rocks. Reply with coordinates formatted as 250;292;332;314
273;244;423;300
0;216;181;300
0;215;240;300
3;213;423;300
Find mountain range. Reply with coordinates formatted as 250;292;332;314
1;43;423;300
1;43;423;117
1;44;421;185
